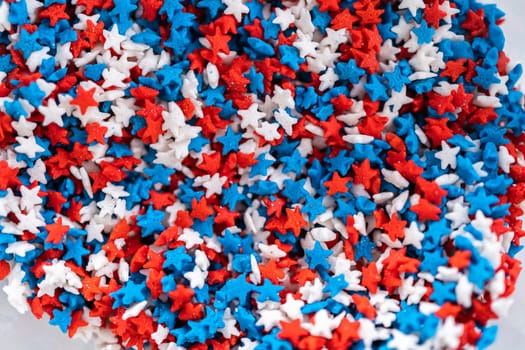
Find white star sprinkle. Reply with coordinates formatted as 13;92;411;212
103;24;127;55
14;136;45;158
293;30;319;58
38;98;66;127
281;294;305;320
274;108;297;136
37;259;83;297
403;221;424;249
0;1;11;31
12;117;37;137
399;0;425;17
2;264;32;313
223;0;249;22
498;145;515;173
238;103;266;129
273;8;295;31
435;141;460;169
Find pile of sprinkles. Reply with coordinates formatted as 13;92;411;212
1;0;525;348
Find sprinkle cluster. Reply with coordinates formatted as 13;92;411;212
1;0;525;349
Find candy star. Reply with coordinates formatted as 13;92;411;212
387;330;420;350
70;86;98;115
498;146;515;173
299;277;324;303
111;98;137;127
5;241;35;257
151;325;170;345
85;220;105;243
435;141;460;169
255;309;285;331
274;109;297;135
238;103;266;129
2;264;31;313
14;29;43;58
218;308;241;339
12;116;37;137
319;67;339;91
184;266;207;289
399;0;426;17
281;294;305;320
15;209;45;234
445;199;470;229
294;31;319;58
55;42;74;68
278;318;308;344
178;228;204;249
402;221;424;249
103;24;127;54
256;121;281;141
0;1;10;32
435;317;463;349
26;47;51;72
63;239;90;265
303;309;338;338
385;85;413;113
45;217;70;244
272;86;295;110
455;276;474;307
14;136;45;158
20;185;43;210
223;0;249;22
102;67;129;88
273;8;295;31
37;259;82;297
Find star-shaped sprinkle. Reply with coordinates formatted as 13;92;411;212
45;217;70;244
70;86;98;114
223;0;249;22
399;0;426;17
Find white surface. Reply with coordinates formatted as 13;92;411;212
489;1;525;349
1;1;525;349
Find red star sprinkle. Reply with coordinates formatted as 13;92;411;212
440;59;467;82
331;8;359;31
351;294;377;319
284;206;308;236
411;198;442;221
206;28;231;55
258;259;285;284
461;9;488;37
278;319;309;345
329;317;360;348
361;261;381;293
424;0;447;28
416;178;447;205
38;4;70;26
86;122;108;144
70;86;98;114
140;0;163;21
68;310;89;337
83;20;105;48
0;260;10;280
190;197;214;221
324;171;351;195
0;161;21;190
382;214;407;241
317;0;341;12
352;159;380;193
45;217;70;244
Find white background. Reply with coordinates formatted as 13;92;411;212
1;1;525;349
481;3;525;349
